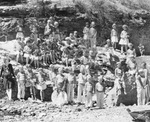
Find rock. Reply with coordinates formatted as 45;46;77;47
38;113;47;119
75;108;82;112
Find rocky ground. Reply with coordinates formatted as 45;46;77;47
0;97;150;122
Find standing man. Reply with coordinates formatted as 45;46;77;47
89;21;97;49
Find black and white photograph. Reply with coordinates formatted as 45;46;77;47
0;0;149;122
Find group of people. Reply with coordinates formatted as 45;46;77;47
0;16;149;110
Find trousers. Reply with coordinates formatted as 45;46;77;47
85;92;93;108
77;83;86;103
18;83;25;99
96;91;104;108
67;83;74;102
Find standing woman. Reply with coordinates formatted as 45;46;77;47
83;22;90;48
30;19;38;42
136;62;150;105
89;21;97;49
111;23;118;49
119;24;129;53
0;58;15;100
16;23;24;42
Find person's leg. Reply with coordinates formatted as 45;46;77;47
37;60;39;68
86;92;92;108
40;90;44;102
18;84;21;100
77;84;82;103
122;81;127;95
8;89;12;100
82;85;86;104
100;92;104;109
96;92;100;108
67;83;71;103
26;57;29;65
32;86;37;100
142;88;146;105
137;88;142;105
20;54;23;64
121;45;124;53
16;54;19;63
22;85;25;100
6;89;9;99
125;45;128;53
70;84;74;102
33;60;36;68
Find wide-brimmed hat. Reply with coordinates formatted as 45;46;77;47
122;24;128;29
112;23;116;28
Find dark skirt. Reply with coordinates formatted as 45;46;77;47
3;78;12;90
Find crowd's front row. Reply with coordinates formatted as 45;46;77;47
1;53;150;109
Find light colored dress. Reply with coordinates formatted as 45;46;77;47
89;27;97;48
16;26;24;40
111;29;118;43
83;26;90;40
126;49;136;64
119;30;129;45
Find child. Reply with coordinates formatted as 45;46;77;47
138;43;145;56
25;67;37;100
66;69;76;104
62;48;69;67
119;24;129;53
31;48;40;68
14;37;24;64
55;67;67;107
23;41;32;65
48;65;57;85
95;75;105;109
126;43;136;65
53;21;61;42
111;23;118;49
85;70;93;109
77;66;87;104
115;62;126;96
16;24;24;41
17;66;26;101
36;68;47;102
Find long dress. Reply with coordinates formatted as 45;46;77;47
138;69;150;105
83;26;90;47
16;26;24;40
111;29;118;43
89;27;97;48
119;30;129;45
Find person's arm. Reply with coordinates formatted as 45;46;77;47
133;49;136;57
121;71;125;81
0;65;4;77
120;31;124;38
111;29;113;37
144;69;148;85
115;68;117;78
